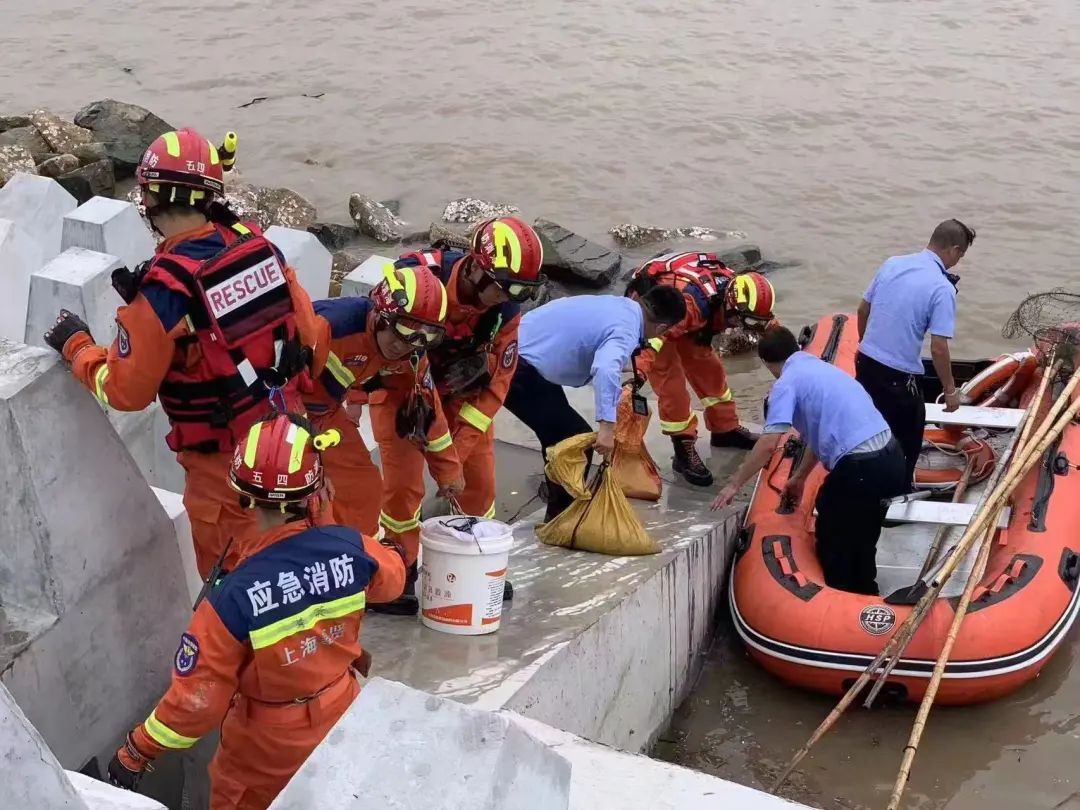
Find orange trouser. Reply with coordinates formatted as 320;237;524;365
650;337;739;438
318;408;383;537
208;673;359;810
178;450;259;578
372;400;496;566
445;399;496;520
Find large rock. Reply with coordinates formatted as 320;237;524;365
533;218;622;288
58;159;115;202
308;222;355;251
37;154;80;178
73;99;174;179
609;223;748;249
718;243;764;271
428;220;470;248
0;146;36;185
0;126;53;162
29;109;93;155
349;193;405;242
72;142;108;166
226;182;316;230
0;114;32;133
442;197;520;223
330;248;369;296
0;173;77;261
55;174;93;206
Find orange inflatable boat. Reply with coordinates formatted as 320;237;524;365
730;313;1080;705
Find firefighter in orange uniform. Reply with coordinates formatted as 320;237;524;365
626;252;777;487
304;263;464;540
44;128;321;578
370;217;546;614
107;410;406;809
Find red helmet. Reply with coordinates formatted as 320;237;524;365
229;412;341;508
371;263;449;348
469;216;546;301
725;272;776;324
137;128;225;203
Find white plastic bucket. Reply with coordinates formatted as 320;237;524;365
419;515;513;635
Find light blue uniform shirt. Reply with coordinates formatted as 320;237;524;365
519;295;644;424
859;249;957;375
763;352;891;470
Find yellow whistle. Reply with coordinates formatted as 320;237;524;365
219;131;238;171
313;429;341;451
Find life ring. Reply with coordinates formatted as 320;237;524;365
960;351;1037;407
914;427;996;492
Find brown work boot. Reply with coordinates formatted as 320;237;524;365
671;436;714;487
711;426;760;450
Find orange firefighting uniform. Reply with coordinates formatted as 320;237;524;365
62;222;321;578
630;261;742;439
305;296;462;550
373;249;519;559
120;512;406;810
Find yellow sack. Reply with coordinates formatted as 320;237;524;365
611;392;662;502
536;433;660;556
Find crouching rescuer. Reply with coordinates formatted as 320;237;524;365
108;411;406;809
625;252;778;487
43;128;322;578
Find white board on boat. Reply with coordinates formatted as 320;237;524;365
925;403;1024;430
885;499;1012;528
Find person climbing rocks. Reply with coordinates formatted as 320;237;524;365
368;216;545;614
504;285;688;521
625;251;778;487
107;410;406;809
43;128;321;579
304;263;465;615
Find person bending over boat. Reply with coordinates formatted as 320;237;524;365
856;219;976;488
711;326;907;594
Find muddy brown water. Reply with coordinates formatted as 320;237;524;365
3;0;1079;807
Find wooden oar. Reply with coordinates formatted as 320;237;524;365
772;362;1080;794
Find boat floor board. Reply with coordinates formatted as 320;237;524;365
885;500;1012;527
925;403;1025;429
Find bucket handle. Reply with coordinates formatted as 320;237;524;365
443;512;486;554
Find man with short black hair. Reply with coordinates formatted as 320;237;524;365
856;219;976;488
505;285;687;520
711;326;906;594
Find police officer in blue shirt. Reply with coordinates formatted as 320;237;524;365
856;219;976;488
712;326;906;594
505;286;687;521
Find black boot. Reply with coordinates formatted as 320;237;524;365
671;436;714;487
368;561;419;616
711;426;760;450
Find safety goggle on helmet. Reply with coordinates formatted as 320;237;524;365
726;272;776;329
469;216;547;303
371;264;449;347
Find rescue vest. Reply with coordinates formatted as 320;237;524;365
625;251;735;344
144;222;313;453
395;248;518;397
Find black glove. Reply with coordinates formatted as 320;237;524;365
110;262;149;305
43;309;91;355
441;354;490;396
107;751;143;791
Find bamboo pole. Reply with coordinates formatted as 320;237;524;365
863;359;1060;707
884;360;1061;810
772;362;1080;794
914;457;975;582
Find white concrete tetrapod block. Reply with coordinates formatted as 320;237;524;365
265;225;333;299
24;247;123;348
0;173;77;262
340;254;392;298
0;340;191;767
153;487;200;605
67;772;168;809
0;683;90;809
0;217;44;342
271;678;572;810
61;197;156;271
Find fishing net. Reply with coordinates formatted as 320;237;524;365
1002;289;1080;376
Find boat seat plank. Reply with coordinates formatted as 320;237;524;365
925;403;1024;429
885;500;1012;527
